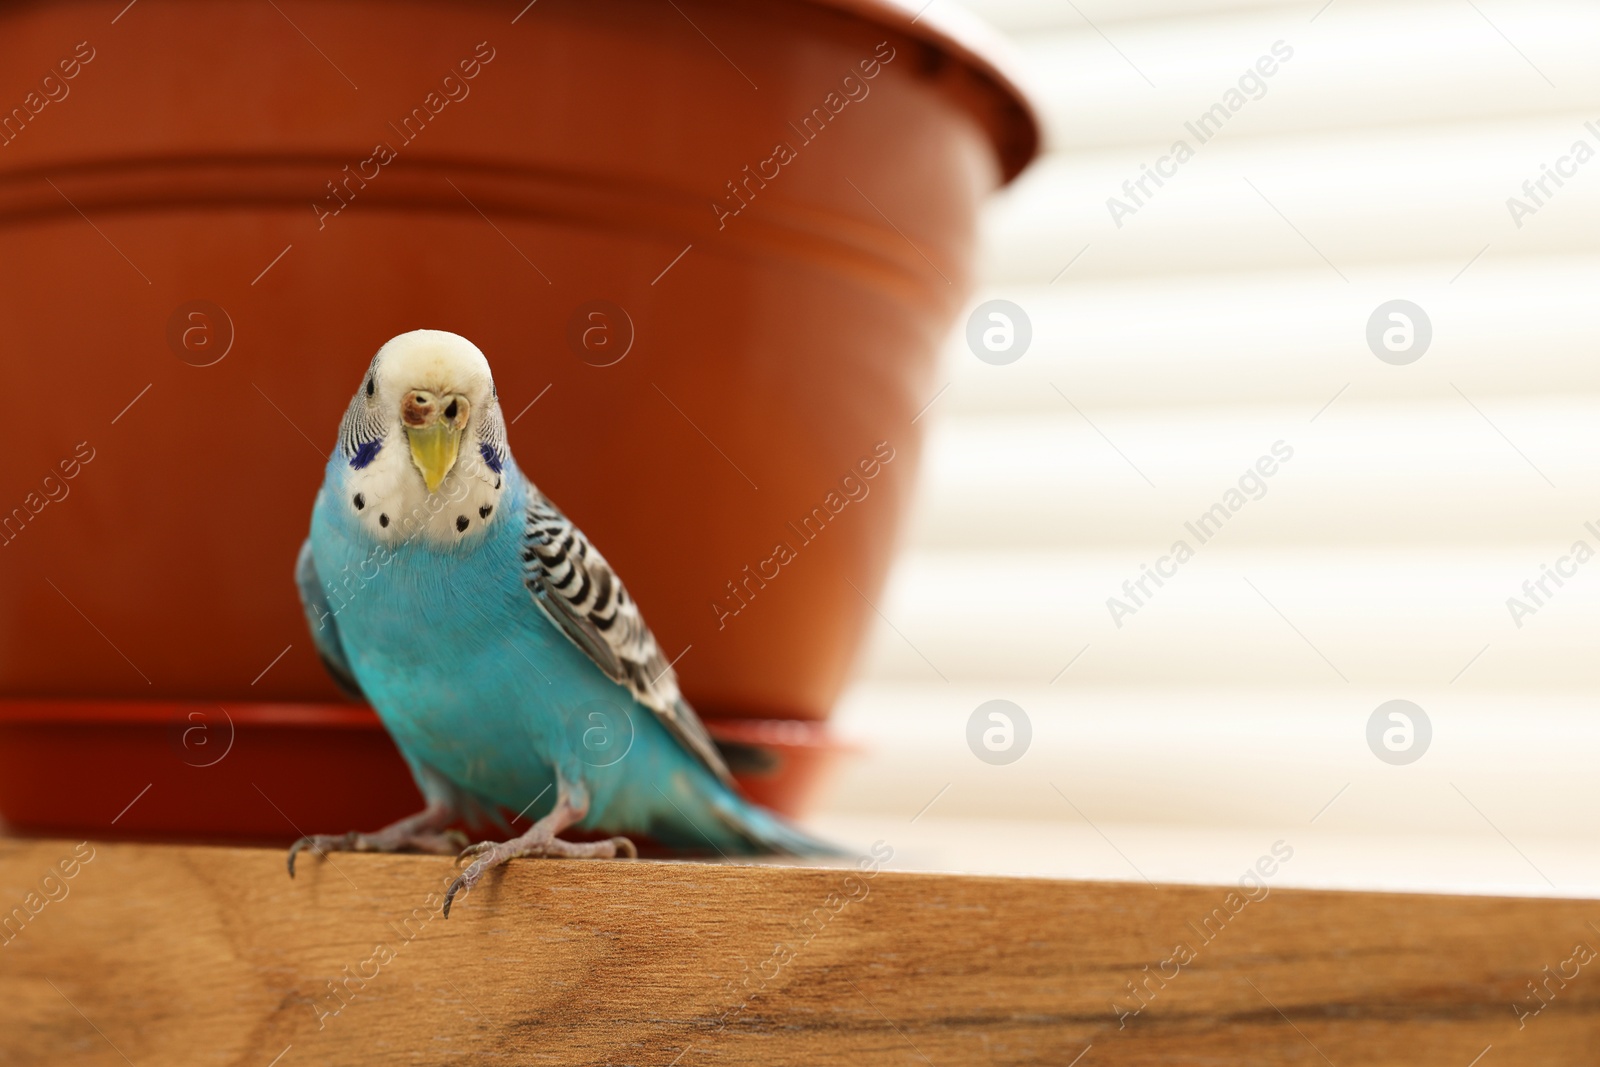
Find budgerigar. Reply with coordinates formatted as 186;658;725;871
289;329;835;914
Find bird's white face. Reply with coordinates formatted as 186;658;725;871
333;329;510;546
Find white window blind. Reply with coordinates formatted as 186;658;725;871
816;0;1600;890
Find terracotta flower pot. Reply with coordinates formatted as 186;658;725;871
0;1;1035;733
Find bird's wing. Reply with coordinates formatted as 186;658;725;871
295;539;365;700
520;490;735;789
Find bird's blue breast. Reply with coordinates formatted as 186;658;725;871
309;459;626;819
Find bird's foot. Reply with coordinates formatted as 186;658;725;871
443;834;637;917
287;825;468;877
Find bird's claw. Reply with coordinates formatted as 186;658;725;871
442;874;471;918
287;832;355;878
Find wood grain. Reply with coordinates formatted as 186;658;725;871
1;838;1598;1065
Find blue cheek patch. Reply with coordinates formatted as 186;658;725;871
479;443;504;474
349;439;383;470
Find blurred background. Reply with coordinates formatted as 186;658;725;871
815;0;1600;892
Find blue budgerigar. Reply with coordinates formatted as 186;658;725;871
289;329;835;914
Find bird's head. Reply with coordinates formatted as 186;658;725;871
335;329;510;543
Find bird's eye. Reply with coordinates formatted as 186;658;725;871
366;376;375;398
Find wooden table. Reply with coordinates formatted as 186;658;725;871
2;838;1597;1065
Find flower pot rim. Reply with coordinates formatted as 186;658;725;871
0;699;855;749
801;0;1041;183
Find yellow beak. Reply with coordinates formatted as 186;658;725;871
406;421;461;493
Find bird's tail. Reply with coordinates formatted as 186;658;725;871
709;790;849;857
